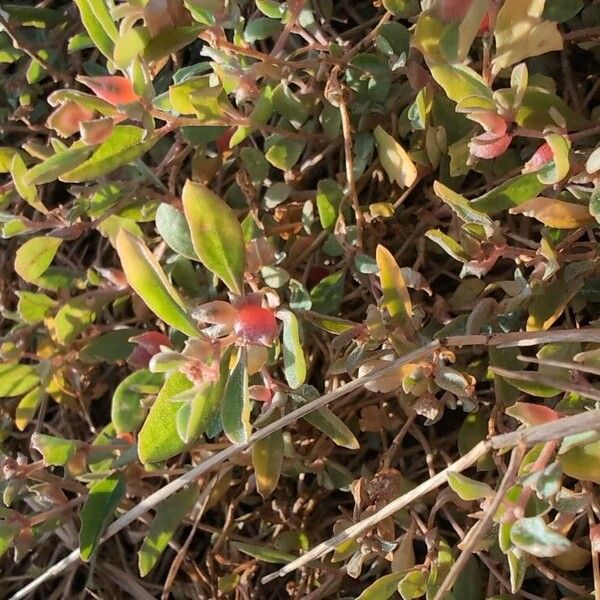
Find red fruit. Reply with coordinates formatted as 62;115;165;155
234;304;278;346
77;75;140;106
522;143;554;173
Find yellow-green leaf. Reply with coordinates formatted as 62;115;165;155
252;430;284;498
182;180;245;295
374;125;417;188
303;407;359;449
509;197;593;229
138;485;199;577
60;126;156;183
14;236;62;284
116;229;198;337
11;153;46;213
25;145;94;185
376;244;413;327
492;0;563;74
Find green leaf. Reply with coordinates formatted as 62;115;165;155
543;0;583;21
429;63;492;104
510;516;570;557
233;541;296;564
155;203;197;260
138;371;193;464
73;0;118;60
0;363;40;397
221;349;250;444
374;125;417;188
425;229;469;263
252;430;284;498
143;25;202;62
316;179;343;230
182;180;245;295
310;270;345;315
113;26;149;69
280;310;307;390
447;472;493;500
31;433;80;466
303;407;359;449
112;370;162;434
54;295;102;345
264;136;304;171
433;180;493;230
398;569;428;600
80;473;126;561
241;147;269;183
537;134;570;185
15;386;43;431
16;291;57;324
138;485;199;577
80;328;140;363
60;126;156;183
272;83;308;126
0;521;21;560
24;145;94;185
470;172;547;214
356;572;405;600
11;153;45;212
176;375;225;444
116;229;198;337
14;236;62;284
244;18;282;43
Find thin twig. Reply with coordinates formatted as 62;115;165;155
432;443;525;600
261;441;490;583
262;409;600;583
9;342;440;600
13;328;600;598
490;366;600;402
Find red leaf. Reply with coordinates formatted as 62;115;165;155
505;402;559;427
77;75;140;106
46;101;94;137
523;142;554;173
469;132;512;159
127;331;171;369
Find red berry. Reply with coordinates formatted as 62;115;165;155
234;304;278;346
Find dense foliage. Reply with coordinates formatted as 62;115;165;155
3;0;600;598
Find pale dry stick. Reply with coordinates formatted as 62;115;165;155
517;354;600;377
432;443;526;600
262;441;490;584
9;342;440;600
586;485;600;600
490;366;600;402
13;329;600;598
161;475;219;599
262;409;600;584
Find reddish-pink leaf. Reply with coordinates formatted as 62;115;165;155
46;101;94;137
505;402;559;426
523;142;554;173
469;132;512;159
77;75;140;106
128;331;171;369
